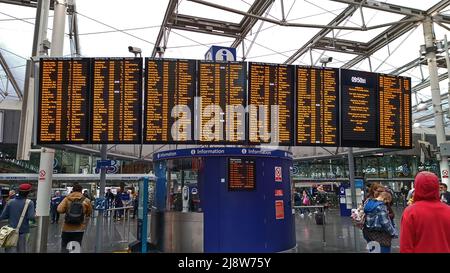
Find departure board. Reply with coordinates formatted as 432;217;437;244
198;61;246;144
296;66;339;146
144;58;195;144
340;69;378;147
91;58;142;144
228;158;256;191
38;58;90;144
378;74;412;148
248;63;294;145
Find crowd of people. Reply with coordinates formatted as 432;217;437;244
352;171;450;253
0;183;139;253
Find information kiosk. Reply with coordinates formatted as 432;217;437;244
151;148;296;253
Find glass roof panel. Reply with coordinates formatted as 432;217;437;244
177;0;247;24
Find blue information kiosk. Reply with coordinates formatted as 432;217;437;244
152;148;296;253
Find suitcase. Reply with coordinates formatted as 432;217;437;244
315;211;324;225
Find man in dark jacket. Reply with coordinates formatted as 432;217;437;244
0;183;35;253
439;183;450;205
50;191;63;224
400;172;450;252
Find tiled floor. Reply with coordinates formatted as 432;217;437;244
1;206;405;253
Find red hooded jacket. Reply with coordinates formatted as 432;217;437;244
400;171;450;253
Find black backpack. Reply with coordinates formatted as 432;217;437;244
65;197;85;225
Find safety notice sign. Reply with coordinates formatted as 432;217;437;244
275;166;282;182
39;170;46;181
443;169;449;179
275;200;284;219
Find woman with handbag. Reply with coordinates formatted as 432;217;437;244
363;190;398;253
0;183;35;253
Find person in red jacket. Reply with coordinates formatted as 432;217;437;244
400;171;450;253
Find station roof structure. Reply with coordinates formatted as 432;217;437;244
0;0;449;160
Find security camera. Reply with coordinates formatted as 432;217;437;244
128;46;142;55
156;46;165;53
319;56;333;64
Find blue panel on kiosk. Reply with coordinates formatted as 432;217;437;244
155;161;167;210
153;148;292;161
201;155;295;253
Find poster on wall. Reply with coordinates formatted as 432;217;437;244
275;200;284;220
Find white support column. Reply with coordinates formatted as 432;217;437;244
423;17;449;186
34;0;67;253
34;147;55;253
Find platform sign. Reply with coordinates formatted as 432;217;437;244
378;74;412;149
275;200;284;219
248;62;294;145
94;197;106;211
340;69;378;148
38;58;90;144
90;58;142;144
144;58;196;144
296;66;339;146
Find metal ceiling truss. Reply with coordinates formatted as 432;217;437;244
152;0;274;57
0;50;22;99
340;0;450;69
284;5;357;64
0;0;54;9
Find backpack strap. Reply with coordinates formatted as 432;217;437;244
16;199;31;231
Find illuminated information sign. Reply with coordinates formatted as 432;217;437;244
248;63;294;145
91;58;142;144
38;58;90;144
296;66;339;146
378;74;412;148
198;61;246;143
340;69;378;147
228;158;256;191
144;59;195;144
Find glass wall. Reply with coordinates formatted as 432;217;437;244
293;155;440;180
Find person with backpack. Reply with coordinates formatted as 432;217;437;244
57;184;92;253
0;183;35;253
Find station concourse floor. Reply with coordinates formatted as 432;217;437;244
2;207;405;253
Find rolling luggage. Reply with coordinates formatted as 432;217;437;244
315;211;324;225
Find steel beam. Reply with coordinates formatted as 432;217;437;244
391;56;447;75
0;50;23;99
341;0;450;69
0;0;54;9
329;0;426;17
313;37;369;54
284;5;357;64
67;0;81;56
168;14;241;37
152;0;178;57
231;0;274;48
0;99;22;110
